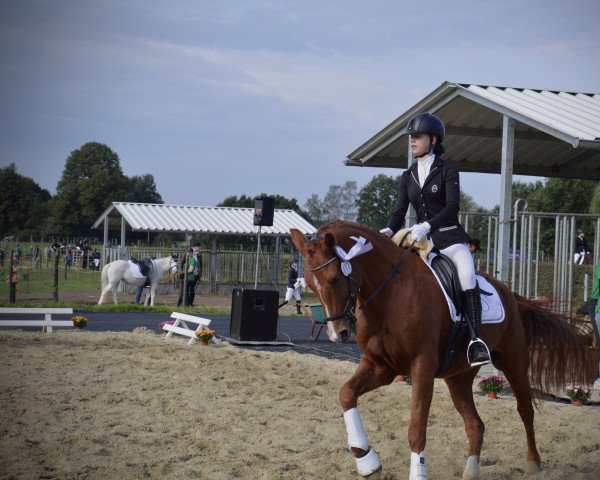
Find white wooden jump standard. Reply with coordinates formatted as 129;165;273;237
162;311;212;346
0;308;74;333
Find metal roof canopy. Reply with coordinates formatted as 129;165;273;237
92;202;317;237
345;81;600;282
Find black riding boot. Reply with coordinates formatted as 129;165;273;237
463;284;491;367
296;301;302;315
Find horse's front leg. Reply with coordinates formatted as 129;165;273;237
147;283;156;306
407;357;437;480
339;357;395;478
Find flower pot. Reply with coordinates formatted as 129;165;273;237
487;391;498;399
200;340;209;346
393;375;405;382
572;399;583;407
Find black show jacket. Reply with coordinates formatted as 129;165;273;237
387;156;469;250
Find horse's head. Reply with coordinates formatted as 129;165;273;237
168;256;179;276
291;226;365;343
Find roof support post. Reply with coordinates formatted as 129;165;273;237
102;217;109;268
120;216;126;260
497;115;515;283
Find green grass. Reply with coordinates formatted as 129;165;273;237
0;264;230;314
0;264;101;294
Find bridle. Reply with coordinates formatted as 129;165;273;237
306;256;360;324
305;231;417;324
169;256;179;275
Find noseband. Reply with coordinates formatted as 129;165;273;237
306;257;360;324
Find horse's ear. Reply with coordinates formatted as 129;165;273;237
290;229;309;255
324;232;336;253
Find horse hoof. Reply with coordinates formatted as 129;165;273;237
363;465;382;479
524;459;540;474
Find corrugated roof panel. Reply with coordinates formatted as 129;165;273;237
464;85;600;141
92;203;317;236
347;82;600;180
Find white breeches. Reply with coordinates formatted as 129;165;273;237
439;242;476;290
285;287;301;302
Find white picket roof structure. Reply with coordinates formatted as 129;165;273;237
92;202;316;237
345;81;600;283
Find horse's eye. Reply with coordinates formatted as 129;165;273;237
331;276;341;287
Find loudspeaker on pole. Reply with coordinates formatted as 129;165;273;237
253;197;275;227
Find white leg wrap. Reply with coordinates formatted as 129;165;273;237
409;451;428;480
355;447;381;477
343;408;369;451
462;454;480;480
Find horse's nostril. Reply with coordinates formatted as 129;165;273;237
339;329;351;343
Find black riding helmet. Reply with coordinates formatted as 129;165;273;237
407;112;445;157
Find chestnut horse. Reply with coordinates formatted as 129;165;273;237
291;221;596;479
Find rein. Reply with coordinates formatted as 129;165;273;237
359;233;416;310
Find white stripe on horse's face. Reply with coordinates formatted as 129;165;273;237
314;275;339;342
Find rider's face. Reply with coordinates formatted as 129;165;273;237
410;133;434;157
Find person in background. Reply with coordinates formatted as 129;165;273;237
379;112;490;367
177;248;197;307
574;229;589;265
191;242;203;306
286;259;303;314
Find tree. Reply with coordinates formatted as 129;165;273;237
0;163;51;234
122;174;163;204
52;142;163;237
356;174;398;228
588;183;600;214
303;194;325;227
306;181;359;226
53;142;129;236
517;178;599;257
527;178;598;214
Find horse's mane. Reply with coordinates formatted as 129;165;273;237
315;220;384;242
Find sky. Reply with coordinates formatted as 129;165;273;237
1;0;599;212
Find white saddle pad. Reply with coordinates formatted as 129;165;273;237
128;260;146;279
424;258;505;324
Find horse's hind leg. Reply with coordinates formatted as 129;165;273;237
98;285;113;305
339;357;395;478
444;370;484;480
494;354;541;474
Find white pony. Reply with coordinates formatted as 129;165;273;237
98;256;178;306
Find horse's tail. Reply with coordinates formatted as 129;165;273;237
516;294;597;392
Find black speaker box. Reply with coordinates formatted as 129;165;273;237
253;197;275;226
230;289;279;341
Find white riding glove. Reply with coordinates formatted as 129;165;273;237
379;227;393;238
410;222;431;242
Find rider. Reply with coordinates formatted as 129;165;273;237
379;112;491;367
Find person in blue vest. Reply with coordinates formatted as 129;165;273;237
379;112;490;367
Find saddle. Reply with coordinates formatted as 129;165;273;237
429;252;466;377
130;257;155;278
430;252;463;314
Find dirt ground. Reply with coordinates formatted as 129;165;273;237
1;330;599;480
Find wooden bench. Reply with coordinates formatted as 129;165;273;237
162;311;212;346
0;308;74;333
